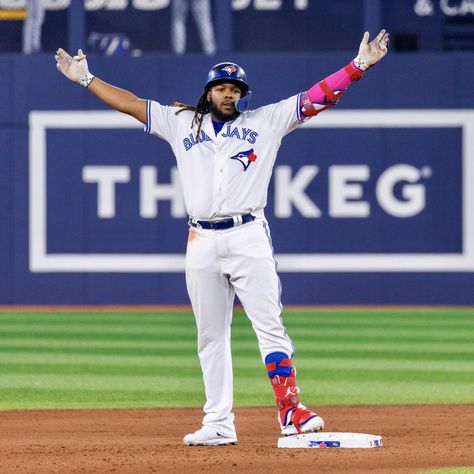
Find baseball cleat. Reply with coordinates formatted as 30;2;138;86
281;406;325;436
183;426;237;446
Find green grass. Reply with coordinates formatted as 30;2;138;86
0;308;473;410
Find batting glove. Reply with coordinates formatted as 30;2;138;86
55;48;95;88
353;29;390;71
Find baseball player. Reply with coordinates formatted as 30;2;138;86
55;29;389;446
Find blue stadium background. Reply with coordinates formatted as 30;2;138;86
1;0;473;304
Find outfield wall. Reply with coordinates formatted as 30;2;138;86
1;52;473;304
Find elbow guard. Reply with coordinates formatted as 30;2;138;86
300;84;345;118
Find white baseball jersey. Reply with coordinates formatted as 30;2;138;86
144;93;304;219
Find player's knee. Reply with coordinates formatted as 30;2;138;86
265;352;293;378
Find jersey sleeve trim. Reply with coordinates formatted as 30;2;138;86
296;92;303;123
296;92;311;123
144;99;152;134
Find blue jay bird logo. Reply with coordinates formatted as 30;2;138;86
307;440;340;448
230;149;257;171
222;65;237;75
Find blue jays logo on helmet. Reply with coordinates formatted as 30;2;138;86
205;62;250;95
230;148;257;171
222;65;237;75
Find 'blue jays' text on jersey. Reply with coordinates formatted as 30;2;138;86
144;94;306;220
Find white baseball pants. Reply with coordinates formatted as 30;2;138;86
185;216;294;435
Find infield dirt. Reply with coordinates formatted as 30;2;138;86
1;405;473;473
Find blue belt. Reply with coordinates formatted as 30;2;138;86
189;213;255;230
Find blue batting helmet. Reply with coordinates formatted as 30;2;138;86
205;62;250;95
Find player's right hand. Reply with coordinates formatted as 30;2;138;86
55;48;92;85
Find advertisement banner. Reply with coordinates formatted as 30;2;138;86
29;109;473;273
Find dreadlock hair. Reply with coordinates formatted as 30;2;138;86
173;90;209;140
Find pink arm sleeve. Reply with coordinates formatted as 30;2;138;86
307;67;353;102
301;61;364;117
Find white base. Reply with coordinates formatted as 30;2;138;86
277;432;383;449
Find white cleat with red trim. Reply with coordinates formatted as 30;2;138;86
280;404;325;436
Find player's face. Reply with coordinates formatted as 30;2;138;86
207;83;242;121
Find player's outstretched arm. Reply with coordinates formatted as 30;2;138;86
300;29;389;118
55;48;146;125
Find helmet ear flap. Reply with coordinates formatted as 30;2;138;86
235;91;252;112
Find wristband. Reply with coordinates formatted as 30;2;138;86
353;55;370;72
79;73;95;88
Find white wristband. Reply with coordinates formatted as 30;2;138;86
353;55;370;72
79;73;95;88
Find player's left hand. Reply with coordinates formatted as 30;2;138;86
358;29;389;67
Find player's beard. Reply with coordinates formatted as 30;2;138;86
209;99;239;122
